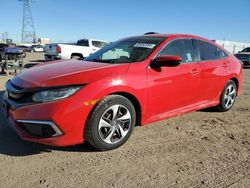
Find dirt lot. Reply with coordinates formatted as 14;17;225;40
0;53;249;188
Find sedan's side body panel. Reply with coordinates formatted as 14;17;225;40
146;62;200;122
2;34;243;147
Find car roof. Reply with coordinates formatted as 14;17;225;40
141;33;210;41
131;33;230;54
78;39;109;43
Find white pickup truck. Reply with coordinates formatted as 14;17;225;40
44;39;108;60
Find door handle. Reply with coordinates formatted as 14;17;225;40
190;69;199;75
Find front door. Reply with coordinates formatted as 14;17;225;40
146;38;200;119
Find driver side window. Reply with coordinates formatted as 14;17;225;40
158;39;195;63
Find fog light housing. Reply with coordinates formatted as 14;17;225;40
16;120;63;138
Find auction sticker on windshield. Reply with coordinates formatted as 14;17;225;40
134;43;156;48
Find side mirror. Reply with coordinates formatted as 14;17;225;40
152;55;182;67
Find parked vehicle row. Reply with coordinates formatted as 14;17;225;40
2;38;109;62
0;43;24;75
17;44;44;53
2;33;243;151
0;43;26;61
44;39;108;60
0;43;8;61
234;47;250;67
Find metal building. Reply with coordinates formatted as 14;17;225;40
213;40;250;54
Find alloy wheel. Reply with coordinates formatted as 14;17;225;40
223;84;236;109
98;104;132;144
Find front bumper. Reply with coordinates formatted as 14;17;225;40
242;61;250;67
44;54;61;61
2;91;91;147
16;120;63;138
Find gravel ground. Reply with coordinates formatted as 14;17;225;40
0;53;249;188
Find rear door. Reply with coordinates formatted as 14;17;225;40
146;38;201;118
192;39;229;102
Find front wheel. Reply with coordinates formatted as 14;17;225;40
216;80;237;112
84;95;136;151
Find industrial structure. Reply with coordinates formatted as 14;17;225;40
20;0;36;43
213;40;250;54
37;38;50;45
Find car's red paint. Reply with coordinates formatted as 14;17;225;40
154;55;182;64
11;60;130;88
4;34;243;146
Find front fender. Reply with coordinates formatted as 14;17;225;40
73;74;146;117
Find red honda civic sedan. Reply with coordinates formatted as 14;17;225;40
2;34;243;150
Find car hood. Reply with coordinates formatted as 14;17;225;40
10;60;130;88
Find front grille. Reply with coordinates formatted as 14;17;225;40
6;81;33;103
9;82;23;90
7;91;32;103
8;91;24;99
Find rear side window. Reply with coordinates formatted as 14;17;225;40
194;40;227;61
92;41;108;48
77;40;89;46
218;48;228;58
158;39;195;63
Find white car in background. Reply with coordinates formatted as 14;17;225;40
44;39;108;60
30;45;44;52
234;47;250;67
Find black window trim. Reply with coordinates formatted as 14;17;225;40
192;39;229;62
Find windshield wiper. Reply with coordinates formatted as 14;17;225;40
90;58;116;64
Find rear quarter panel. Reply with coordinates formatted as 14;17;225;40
229;55;243;95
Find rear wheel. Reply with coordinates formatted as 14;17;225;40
84;95;136;151
216;80;237;112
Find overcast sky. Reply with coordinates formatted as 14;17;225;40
0;0;249;43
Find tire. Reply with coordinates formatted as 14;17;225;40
216;80;237;112
71;55;82;60
84;95;136;151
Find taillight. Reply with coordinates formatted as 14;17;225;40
56;45;61;53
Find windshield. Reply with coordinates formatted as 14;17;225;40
242;47;250;52
84;37;165;64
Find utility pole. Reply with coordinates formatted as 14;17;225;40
20;0;36;43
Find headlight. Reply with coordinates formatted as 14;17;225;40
32;86;81;102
